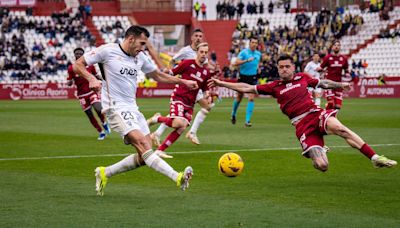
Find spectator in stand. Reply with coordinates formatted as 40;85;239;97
237;0;244;19
361;59;368;69
227;2;236;20
26;7;33;16
268;1;274;14
201;3;207;20
194;1;200;19
259;1;264;14
284;0;291;13
246;2;252;14
78;2;86;20
216;1;222;19
351;59;357;69
85;1;92;20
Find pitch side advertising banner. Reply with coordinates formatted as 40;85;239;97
0;82;176;100
0;0;35;6
0;82;76;100
1;78;400;100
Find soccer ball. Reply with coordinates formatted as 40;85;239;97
218;153;244;177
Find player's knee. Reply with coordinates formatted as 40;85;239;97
133;138;151;152
173;119;188;129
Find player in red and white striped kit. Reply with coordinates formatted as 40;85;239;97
317;40;350;110
67;47;110;140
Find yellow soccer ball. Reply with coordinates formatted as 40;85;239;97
218;153;244;177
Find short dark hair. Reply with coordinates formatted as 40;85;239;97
73;47;84;54
192;28;203;34
125;25;150;38
249;36;258;41
277;54;294;64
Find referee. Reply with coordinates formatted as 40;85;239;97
231;36;261;127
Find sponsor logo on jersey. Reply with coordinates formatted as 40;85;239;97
280;83;301;95
120;67;137;77
190;71;204;82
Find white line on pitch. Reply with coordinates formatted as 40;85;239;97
0;143;399;162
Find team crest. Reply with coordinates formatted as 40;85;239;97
203;69;207;75
190;64;196;68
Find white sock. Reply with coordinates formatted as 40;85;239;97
155;123;168;136
105;154;142;178
142;149;179;182
315;98;321;106
371;154;379;161
190;108;209;134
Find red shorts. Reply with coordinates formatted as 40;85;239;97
78;92;100;111
325;88;343;108
295;109;338;157
169;101;193;124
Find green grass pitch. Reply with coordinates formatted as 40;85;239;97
0;98;399;227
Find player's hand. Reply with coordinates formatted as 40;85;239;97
247;57;254;62
89;77;101;92
341;82;351;91
208;78;221;88
162;68;169;73
182;79;198;90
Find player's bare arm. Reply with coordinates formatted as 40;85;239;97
208;78;256;93
319;79;350;91
147;70;198;90
72;57;101;91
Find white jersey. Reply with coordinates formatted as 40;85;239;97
84;43;157;111
172;45;197;61
304;61;321;79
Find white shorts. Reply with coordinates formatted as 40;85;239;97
104;107;150;139
195;90;204;102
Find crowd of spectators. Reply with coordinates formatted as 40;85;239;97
0;8;95;81
216;1;291;20
100;19;125;42
226;9;365;80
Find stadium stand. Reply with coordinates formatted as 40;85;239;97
0;9;96;83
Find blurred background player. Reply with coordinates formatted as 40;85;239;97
317;40;349;110
231;36;261;127
147;43;213;158
73;25;197;195
67;47;110;140
304;53;322;106
151;29;216;146
209;54;397;171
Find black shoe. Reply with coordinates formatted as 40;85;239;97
244;122;252;127
231;115;236;125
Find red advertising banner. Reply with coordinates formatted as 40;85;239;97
0;0;36;6
0;82;177;100
0;82;76;100
1;79;400;100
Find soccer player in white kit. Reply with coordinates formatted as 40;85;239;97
304;53;322;106
151;29;215;146
73;25;198;195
